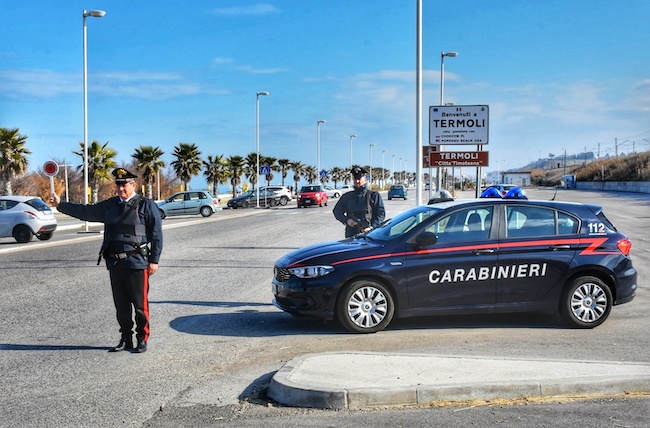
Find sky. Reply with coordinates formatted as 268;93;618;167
2;1;650;190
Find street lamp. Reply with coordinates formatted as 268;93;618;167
317;120;326;183
436;51;458;193
82;9;105;232
369;144;375;187
349;134;357;170
256;91;269;208
392;154;396;185
382;149;387;189
58;163;73;202
399;157;403;183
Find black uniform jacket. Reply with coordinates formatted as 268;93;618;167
333;185;385;237
58;196;163;269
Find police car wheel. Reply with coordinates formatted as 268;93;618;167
13;225;33;243
200;206;213;217
159;209;166;219
560;275;612;329
336;279;395;334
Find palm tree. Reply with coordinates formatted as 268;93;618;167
132;145;166;199
277;158;290;186
203;154;229;196
330;166;346;188
0;127;31;195
289;160;305;195
171;143;202;191
243;152;258;189
226;155;245;198
304;165;318;184
73;140;117;203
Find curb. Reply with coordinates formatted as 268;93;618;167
268;352;650;409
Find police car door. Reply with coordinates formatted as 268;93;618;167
496;204;579;304
405;206;498;311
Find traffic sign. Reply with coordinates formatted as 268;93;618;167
428;151;489;167
43;160;59;177
429;105;489;145
260;165;271;175
320;169;328;178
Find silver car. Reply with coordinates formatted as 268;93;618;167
157;191;219;219
0;196;57;243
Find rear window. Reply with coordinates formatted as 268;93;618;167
596;211;617;232
25;198;52;212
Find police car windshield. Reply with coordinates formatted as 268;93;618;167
366;206;442;241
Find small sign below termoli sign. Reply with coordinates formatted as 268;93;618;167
429;151;489;167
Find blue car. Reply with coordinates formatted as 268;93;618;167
273;198;636;333
387;185;408;200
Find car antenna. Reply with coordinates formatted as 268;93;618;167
550;187;558;201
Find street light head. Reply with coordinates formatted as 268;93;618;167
84;10;106;18
257;91;269;96
318;120;326;124
350;134;357;138
443;51;459;57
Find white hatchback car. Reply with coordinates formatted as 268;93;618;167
0;196;58;243
260;185;292;205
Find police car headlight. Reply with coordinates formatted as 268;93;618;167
289;265;334;279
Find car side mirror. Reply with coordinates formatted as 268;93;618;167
413;231;438;247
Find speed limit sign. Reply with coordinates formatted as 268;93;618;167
43;161;59;177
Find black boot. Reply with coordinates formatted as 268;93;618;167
134;338;147;353
109;337;133;352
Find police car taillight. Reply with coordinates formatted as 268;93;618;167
617;238;632;256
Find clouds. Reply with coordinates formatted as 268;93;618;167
211;3;279;17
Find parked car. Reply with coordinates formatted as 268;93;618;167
260;185;292;206
387;184;408;200
323;185;341;198
297;185;328;208
273;198;636;333
227;189;281;209
0;196;57;243
337;184;355;194
157;190;219;219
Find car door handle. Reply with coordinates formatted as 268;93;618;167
473;249;495;255
550;244;571;250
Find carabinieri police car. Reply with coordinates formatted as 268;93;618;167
272;197;637;333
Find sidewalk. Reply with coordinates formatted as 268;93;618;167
268;352;650;409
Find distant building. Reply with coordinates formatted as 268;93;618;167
502;171;531;187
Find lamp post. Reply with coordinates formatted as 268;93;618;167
82;9;105;232
349;134;357;170
399;158;404;184
58;163;73;202
256;91;269;208
436;51;458;193
392;154;396;185
381;149;387;189
317;120;326;183
369;144;375;187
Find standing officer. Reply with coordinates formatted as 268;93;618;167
333;166;385;238
50;168;163;353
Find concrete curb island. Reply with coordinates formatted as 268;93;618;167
268;352;650;409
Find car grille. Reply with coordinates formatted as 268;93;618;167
274;266;291;283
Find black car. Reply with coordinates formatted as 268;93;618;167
227;189;281;209
273;198;637;333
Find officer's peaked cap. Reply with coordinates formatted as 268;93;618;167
112;168;138;183
351;166;368;178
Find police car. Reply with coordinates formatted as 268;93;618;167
272;197;637;333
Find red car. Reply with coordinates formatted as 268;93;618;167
297;185;328;208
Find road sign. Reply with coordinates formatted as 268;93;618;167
429;105;489;145
320;169;328;178
429;151;489;167
422;146;438;168
260;165;270;175
43;161;59;177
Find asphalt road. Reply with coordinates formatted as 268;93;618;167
0;188;648;427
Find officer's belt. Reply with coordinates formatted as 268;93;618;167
106;249;140;260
